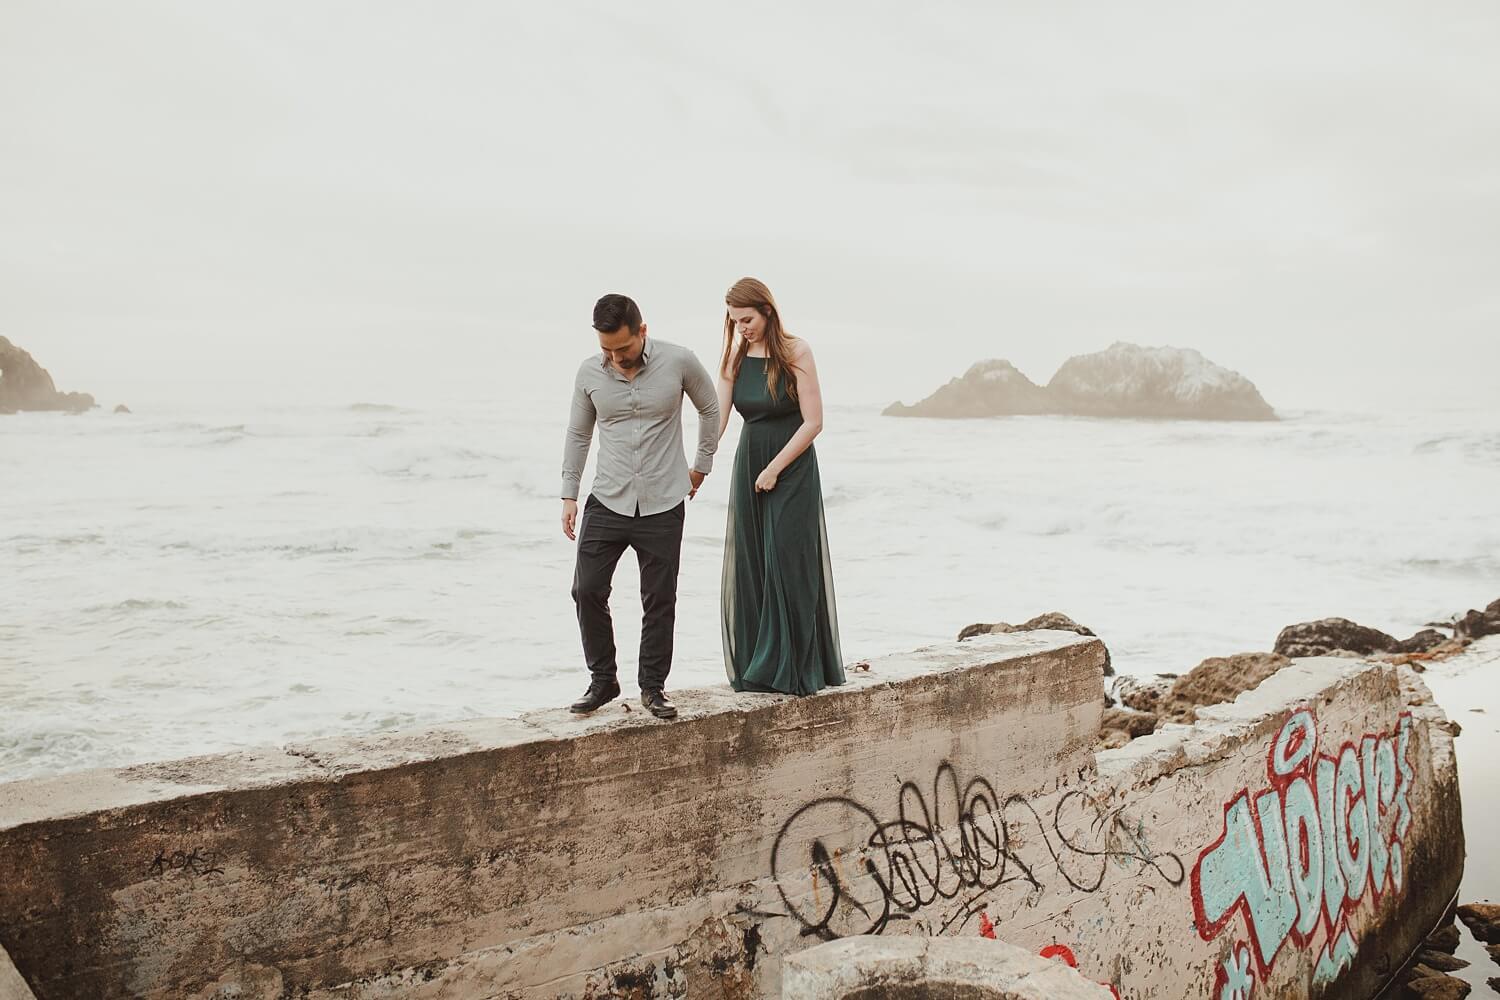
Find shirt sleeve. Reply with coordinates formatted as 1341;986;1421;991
560;370;595;500
682;349;720;475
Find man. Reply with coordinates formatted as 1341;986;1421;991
560;293;719;720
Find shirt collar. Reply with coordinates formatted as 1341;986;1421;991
600;335;651;370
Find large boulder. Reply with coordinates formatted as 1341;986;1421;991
883;359;1052;417
0;336;94;414
1414;951;1470;973
1453;599;1500;640
1112;674;1174;715
1403;974;1472;998
1046;342;1277;421
1274;617;1400;658
1394;629;1452;654
1102;651;1291;746
1154;651;1292;724
886;342;1276;421
958;611;1112;676
1458;902;1500;944
1425;924;1462;955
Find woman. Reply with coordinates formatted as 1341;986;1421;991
716;277;845;696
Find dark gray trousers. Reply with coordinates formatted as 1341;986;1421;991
571;495;685;691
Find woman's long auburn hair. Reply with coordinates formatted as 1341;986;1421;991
721;277;799;402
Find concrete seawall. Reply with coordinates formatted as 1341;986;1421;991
0;631;1463;999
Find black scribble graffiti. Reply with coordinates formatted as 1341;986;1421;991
147;846;225;881
770;762;1185;940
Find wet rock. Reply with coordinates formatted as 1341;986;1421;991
1099;706;1158;748
1414;949;1470;973
1410;963;1463;983
1425;924;1462;954
1274;617;1399;658
1454;602;1500;641
958;612;1112;676
1487;942;1500;966
1403;974;1471;999
1457;902;1500;944
0;336;95;414
1396;629;1452;654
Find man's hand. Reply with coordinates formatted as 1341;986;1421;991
561;499;579;540
688;469;707;499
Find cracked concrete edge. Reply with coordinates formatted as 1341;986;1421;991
307;887;765;999
782;936;1113;999
0;943;36;1000
1094;655;1446;791
0;630;1097;833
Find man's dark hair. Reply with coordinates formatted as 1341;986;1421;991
592;294;643;335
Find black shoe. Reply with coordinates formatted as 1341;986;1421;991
570;680;620;714
641;689;678;720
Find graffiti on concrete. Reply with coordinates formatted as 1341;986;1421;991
1190;710;1415;995
1037;943;1123;999
1215;941;1254;1000
1311;929;1356;989
147;846;225;880
770;761;1184;940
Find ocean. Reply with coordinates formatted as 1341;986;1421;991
3;397;1497;784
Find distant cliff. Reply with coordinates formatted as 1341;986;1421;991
0;337;94;414
884;342;1276;421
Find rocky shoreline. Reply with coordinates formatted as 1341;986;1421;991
961;597;1500;998
0;336;95;414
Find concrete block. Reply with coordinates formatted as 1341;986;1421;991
0;633;1464;1000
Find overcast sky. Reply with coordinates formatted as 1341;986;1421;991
2;1;1497;411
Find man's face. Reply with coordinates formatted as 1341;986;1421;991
597;323;647;371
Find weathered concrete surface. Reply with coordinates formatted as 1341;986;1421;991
782;937;1113;999
0;631;1105;999
0;946;37;1000
0;634;1463;999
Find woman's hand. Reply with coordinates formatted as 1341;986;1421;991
754;466;779;493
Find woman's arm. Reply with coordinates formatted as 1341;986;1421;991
755;340;824;492
716;371;735;442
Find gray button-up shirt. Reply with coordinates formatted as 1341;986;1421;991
561;337;720;517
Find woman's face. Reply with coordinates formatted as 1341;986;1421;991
728;305;767;343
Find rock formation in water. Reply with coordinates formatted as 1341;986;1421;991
885;342;1276;421
0;336;94;414
1047;342;1276;420
885;360;1051;418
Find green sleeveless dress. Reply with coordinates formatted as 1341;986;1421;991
721;355;845;695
